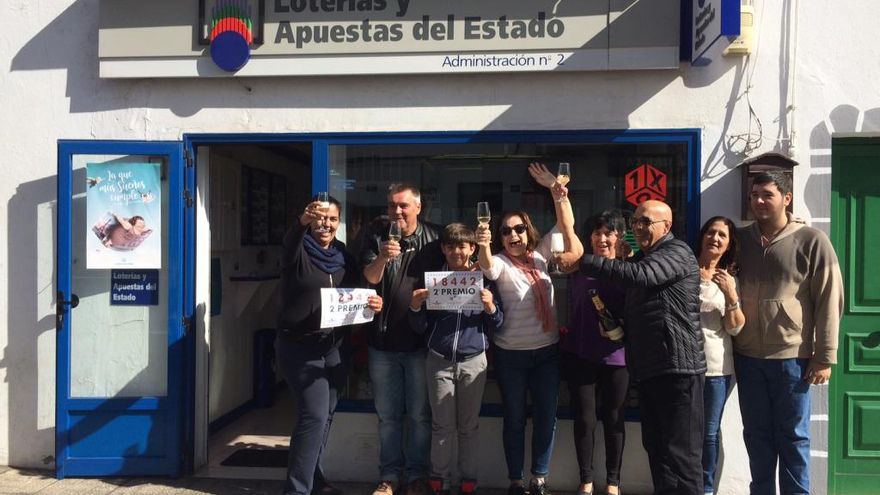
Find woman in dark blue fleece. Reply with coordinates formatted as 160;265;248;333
408;224;503;495
277;196;383;495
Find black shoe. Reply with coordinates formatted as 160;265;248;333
528;480;549;495
507;484;526;495
312;483;344;495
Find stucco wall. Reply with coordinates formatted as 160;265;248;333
3;1;880;492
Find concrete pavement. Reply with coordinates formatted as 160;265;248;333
0;467;648;495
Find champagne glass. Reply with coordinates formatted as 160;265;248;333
556;162;571;186
316;191;330;213
476;202;491;227
549;232;565;275
388;221;402;243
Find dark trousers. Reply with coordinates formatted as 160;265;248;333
276;337;346;495
637;373;704;495
563;355;629;485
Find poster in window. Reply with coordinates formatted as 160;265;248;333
86;162;162;269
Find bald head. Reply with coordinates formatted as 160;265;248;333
640;200;673;223
632;200;673;251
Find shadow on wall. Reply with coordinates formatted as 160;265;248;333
1;175;57;467
1;166;181;473
8;0;732;125
805;104;880;233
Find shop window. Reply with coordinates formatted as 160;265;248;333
329;141;690;411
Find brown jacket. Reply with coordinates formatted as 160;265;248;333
734;214;843;364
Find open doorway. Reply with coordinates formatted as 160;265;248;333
195;142;312;478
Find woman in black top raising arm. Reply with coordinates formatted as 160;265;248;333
276;195;383;495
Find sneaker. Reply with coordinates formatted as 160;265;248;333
528;480;549;495
507;483;526;495
373;481;395;495
459;479;478;495
406;478;432;495
428;477;450;495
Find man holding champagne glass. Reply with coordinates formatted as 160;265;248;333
361;184;443;495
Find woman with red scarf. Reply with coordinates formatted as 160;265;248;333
476;163;583;495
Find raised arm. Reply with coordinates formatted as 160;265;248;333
528;162;584;264
579;240;694;289
476;223;495;274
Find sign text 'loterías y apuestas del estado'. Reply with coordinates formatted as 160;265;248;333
98;0;682;77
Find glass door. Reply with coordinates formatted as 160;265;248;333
56;141;186;478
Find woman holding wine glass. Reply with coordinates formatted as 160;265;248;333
475;162;583;495
277;193;384;495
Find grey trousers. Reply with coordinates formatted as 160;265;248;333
425;351;488;483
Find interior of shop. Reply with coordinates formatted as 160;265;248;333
196;138;691;480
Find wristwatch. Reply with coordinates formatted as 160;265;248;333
726;300;740;312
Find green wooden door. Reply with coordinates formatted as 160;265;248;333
829;138;880;494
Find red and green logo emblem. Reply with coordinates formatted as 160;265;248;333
210;0;254;72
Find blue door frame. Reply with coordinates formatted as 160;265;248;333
56;140;187;478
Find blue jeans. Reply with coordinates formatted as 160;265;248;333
734;354;811;495
368;347;432;483
493;343;561;480
702;375;733;494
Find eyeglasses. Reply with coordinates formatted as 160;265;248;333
632;217;665;229
500;224;527;236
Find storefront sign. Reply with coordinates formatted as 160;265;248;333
690;0;740;63
320;288;377;328
98;0;681;77
87;162;162;269
425;271;483;311
110;269;159;305
625;164;667;206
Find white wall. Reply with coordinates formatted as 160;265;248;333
2;1;880;492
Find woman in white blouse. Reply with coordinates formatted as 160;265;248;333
475;163;583;495
695;216;745;495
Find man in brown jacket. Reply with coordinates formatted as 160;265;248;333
734;171;844;494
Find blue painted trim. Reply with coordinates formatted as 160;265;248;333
688;130;702;247
312;140;329;194
680;0;693;61
55;140;185;479
336;399;641;422
720;0;741;36
55;142;72;480
183;129;699;145
182;140;197;475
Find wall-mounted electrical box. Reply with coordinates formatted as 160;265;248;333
724;4;755;56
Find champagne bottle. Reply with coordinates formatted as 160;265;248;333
589;289;624;341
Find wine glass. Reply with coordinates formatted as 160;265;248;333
476;202;491;227
556;162;571;186
316;191;330;213
549;232;565;275
388;221;402;243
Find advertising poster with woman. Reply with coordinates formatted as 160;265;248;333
86;162;162;269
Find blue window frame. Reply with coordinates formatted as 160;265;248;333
184;129;700;420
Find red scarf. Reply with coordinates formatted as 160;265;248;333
503;251;557;332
